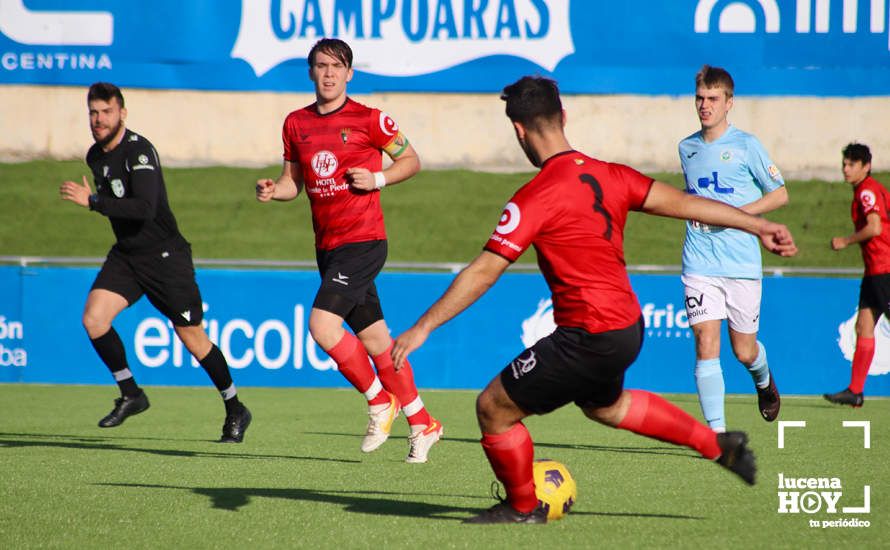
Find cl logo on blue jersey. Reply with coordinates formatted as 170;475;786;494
697;171;734;194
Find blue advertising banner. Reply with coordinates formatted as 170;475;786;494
1;1;888;95
0;265;888;397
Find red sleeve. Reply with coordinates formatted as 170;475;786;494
282;114;297;162
612;163;655;211
368;108;400;150
483;187;545;262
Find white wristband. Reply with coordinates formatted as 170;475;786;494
373;171;386;189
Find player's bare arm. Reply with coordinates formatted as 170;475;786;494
347;139;420;191
256;160;302;202
832;211;882;250
60;175;93;207
740;185;789;216
642;180;797;256
392;250;509;369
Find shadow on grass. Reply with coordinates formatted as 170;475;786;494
304;431;699;459
98;482;705;521
99;483;481;519
0;432;359;464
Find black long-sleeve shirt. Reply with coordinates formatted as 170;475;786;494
87;129;185;254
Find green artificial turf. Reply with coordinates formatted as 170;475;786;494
1;385;884;548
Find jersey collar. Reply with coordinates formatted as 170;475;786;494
314;97;351;117
540;149;577;169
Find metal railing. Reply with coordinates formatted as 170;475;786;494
0;255;862;276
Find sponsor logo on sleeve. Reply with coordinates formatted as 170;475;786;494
132;153;155;171
768;164;781;180
379;112;398;136
496;202;521;235
860;189;877;209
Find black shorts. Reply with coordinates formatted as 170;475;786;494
500;319;644;415
313;240;387;333
859;273;890;318
92;243;203;327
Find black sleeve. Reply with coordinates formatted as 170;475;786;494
92;145;161;220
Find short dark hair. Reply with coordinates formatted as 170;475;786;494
843;142;872;165
695;65;734;97
307;38;353;68
87;82;124;108
500;76;562;130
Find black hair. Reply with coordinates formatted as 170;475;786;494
500;76;562;131
87;82;124;108
842;142;872;166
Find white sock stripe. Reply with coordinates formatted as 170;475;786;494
364;378;383;400
220;384;237;400
402;396;424;417
112;368;132;382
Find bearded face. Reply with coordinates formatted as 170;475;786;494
88;98;126;148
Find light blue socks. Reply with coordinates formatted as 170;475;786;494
695;358;725;431
747;341;770;389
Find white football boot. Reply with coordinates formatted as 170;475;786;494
406;418;443;464
361;392;399;453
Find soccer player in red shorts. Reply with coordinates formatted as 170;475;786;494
825;143;890;407
255;38;441;462
392;76;798;523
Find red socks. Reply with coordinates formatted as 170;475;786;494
618;389;721;460
328;332;389;406
849;337;875;394
481;423;538;514
373;344;432;427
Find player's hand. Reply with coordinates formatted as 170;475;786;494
345;167;375;191
60;175;92;207
830;236;848;251
758;221;798;257
256;178;275;202
392;325;431;371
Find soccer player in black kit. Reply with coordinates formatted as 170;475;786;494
60;82;251;442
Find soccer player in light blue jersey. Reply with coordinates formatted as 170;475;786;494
678;65;787;432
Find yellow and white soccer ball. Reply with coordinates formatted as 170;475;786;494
533;458;577;520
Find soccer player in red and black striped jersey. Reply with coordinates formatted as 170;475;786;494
825;143;890;407
256;38;441;462
393;76;797;523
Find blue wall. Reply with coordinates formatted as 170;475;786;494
1;1;889;95
0;265;886;396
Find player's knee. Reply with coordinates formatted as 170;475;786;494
734;347;758;366
855;319;875;338
175;326;211;358
308;317;341;350
82;310;110;338
475;389;508;431
581;391;627;427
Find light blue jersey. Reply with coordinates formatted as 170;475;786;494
679;125;784;278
